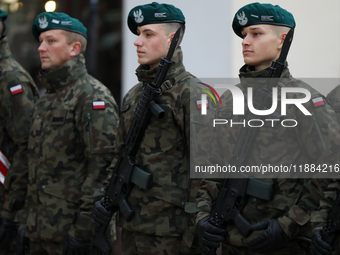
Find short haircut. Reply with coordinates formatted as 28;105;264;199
62;30;87;53
162;22;185;46
271;25;291;36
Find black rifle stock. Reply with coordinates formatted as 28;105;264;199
202;28;294;255
91;28;181;255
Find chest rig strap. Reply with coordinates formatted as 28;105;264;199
160;71;191;93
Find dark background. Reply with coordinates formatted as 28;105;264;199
2;0;122;104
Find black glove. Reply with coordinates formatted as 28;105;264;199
16;228;30;255
0;215;19;246
92;200;114;227
310;230;333;255
63;233;92;255
197;216;227;254
91;200;114;255
247;219;290;253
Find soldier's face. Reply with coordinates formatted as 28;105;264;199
241;25;284;71
38;30;75;71
134;24;173;69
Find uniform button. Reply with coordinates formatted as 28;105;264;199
42;185;46;189
36;115;40;119
30;208;33;213
252;198;256;202
29;177;32;181
182;202;185;207
30;146;34;150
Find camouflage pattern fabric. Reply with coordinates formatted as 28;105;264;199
121;229;190;255
321;87;340;254
110;47;214;254
30;240;102;255
0;36;39;254
327;84;340;123
25;54;119;246
196;64;340;253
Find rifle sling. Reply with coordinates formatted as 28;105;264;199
160;71;191;92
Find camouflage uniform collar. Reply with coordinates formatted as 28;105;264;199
38;54;87;90
239;62;291;88
0;37;12;60
239;62;291;78
135;46;186;83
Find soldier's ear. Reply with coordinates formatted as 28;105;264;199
167;31;176;50
278;33;287;50
70;41;81;57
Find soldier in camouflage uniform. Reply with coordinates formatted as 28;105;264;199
196;3;340;255
327;85;340;122
0;9;39;254
92;2;217;255
307;87;340;255
23;12;119;255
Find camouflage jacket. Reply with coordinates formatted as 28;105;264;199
196;64;340;247
0;37;39;221
112;47;212;252
26;54;119;242
327;85;340;123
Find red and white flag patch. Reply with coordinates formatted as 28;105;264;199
0;150;10;186
312;97;325;108
93;101;105;110
196;100;209;109
10;84;23;95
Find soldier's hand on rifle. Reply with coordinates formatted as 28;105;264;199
91;200;114;255
197;216;227;253
92;200;114;227
310;230;333;255
0;215;19;246
247;219;289;253
63;233;92;255
16;228;30;255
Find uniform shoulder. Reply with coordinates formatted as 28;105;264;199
121;82;142;104
0;57;35;86
285;78;323;98
77;74;114;98
327;84;340;100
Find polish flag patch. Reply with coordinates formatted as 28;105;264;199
196;100;209;109
10;84;23;95
312;97;325;108
93;101;106;110
0;150;10;186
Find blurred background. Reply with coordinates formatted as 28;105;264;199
1;0;339;106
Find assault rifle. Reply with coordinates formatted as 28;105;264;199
322;191;340;244
91;28;181;255
203;28;294;255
